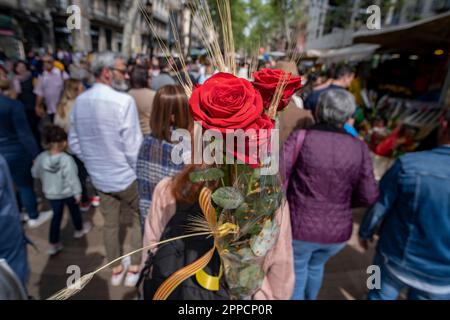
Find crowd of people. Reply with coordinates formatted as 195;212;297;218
0;48;449;300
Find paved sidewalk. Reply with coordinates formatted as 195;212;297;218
26;207;376;300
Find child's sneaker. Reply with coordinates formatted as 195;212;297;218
111;267;127;287
73;222;93;239
124;270;140;287
91;196;100;207
27;210;53;229
47;243;63;256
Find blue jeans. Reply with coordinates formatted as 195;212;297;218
16;185;39;219
368;253;450;300
49;197;83;244
5;155;39;219
292;240;346;300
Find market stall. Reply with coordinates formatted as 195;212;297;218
349;11;450;178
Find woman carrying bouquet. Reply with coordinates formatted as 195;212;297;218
141;72;295;300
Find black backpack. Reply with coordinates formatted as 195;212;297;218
138;202;229;300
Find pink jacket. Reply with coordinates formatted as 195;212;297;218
143;177;294;300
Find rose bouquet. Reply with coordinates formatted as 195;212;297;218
186;71;300;299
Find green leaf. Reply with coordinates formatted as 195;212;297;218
253;194;282;216
246;222;263;236
211;187;244;210
189;168;224;183
237;264;264;289
235;202;250;220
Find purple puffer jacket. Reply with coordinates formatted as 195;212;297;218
283;127;379;244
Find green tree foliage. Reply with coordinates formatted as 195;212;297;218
204;0;305;53
206;0;249;52
245;0;305;53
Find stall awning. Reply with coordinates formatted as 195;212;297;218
353;11;450;54
313;43;380;63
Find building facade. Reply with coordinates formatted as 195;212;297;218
305;0;450;50
0;0;199;56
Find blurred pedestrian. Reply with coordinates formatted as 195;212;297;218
283;89;378;300
69;52;143;287
174;58;198;87
13;61;40;148
151;58;175;91
304;64;358;137
0;78;52;227
54;79;84;133
34;55;69;122
32;125;91;256
359;109;450;300
304;64;354;114
69;58;94;89
237;61;249;80
0;64;17;99
137;85;192;228
198;59;214;85
128;66;156;136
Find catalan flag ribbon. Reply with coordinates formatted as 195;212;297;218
153;188;238;300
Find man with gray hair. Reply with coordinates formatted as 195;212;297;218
360;108;450;300
90;52;130;92
69;52;143;287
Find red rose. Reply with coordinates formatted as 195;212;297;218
253;68;302;111
190;72;263;132
189;72;275;166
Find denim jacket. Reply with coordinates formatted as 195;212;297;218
0;155;29;287
0;94;39;159
359;146;450;286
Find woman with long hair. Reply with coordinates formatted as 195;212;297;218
54;79;84;133
137;85;193;228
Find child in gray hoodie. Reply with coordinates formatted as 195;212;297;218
32;125;91;255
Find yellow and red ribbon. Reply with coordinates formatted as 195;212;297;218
153;188;238;300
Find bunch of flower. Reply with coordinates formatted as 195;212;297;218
187;70;301;298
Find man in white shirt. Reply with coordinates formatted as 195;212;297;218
34;55;69;122
69;52;143;287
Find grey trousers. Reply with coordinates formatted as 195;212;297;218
98;181;142;267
